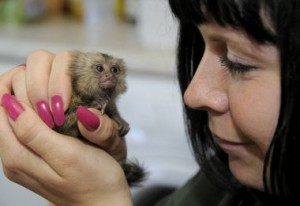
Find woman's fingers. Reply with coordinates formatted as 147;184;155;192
1;94;76;167
26;50;55;128
0;100;62;187
25;50;73;128
48;51;73;105
12;68;31;106
0;94;131;205
0;94;94;184
26;50;54;105
76;107;127;162
48;51;73;126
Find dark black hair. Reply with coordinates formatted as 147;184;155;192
168;0;300;202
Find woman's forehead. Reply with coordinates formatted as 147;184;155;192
198;22;279;65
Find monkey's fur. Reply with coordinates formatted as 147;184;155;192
54;51;146;186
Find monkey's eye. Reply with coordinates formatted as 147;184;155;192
111;65;120;74
96;64;104;72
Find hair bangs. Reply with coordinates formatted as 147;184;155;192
169;0;275;43
168;0;205;24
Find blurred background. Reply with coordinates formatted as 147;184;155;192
0;0;198;205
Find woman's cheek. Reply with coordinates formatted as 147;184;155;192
230;85;280;153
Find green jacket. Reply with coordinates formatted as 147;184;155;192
155;170;264;206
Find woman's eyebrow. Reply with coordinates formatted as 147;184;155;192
199;24;231;42
206;35;226;42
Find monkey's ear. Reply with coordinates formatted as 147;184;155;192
118;59;126;69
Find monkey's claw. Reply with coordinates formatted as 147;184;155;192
118;124;130;136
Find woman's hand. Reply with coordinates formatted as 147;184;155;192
0;50;131;205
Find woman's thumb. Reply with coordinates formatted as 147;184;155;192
76;106;126;161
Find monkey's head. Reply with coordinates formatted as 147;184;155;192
70;51;127;98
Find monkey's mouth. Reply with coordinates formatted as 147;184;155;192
101;78;116;89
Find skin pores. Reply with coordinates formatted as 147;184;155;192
184;22;280;191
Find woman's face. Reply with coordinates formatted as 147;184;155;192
184;22;280;191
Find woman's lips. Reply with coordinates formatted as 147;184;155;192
212;134;253;152
216;137;248;145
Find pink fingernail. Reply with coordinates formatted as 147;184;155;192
76;106;100;131
36;100;54;128
51;95;65;126
1;93;25;121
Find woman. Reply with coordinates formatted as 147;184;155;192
159;0;299;204
0;0;299;205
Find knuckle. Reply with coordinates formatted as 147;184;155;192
4;168;19;182
0;67;24;96
0;72;6;82
12;68;25;84
54;51;73;68
0;87;8;99
56;51;72;59
28;49;53;61
14;116;41;146
2;154;22;181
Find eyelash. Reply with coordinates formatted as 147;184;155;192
219;55;257;74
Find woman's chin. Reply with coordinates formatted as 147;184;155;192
228;155;265;191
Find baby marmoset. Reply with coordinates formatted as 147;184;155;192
54;51;146;186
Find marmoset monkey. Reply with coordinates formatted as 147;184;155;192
54;51;146;186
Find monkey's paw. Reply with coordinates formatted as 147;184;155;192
119;123;130;136
116;119;130;136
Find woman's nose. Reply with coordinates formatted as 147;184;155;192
184;52;229;113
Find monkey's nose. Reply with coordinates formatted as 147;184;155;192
105;73;112;77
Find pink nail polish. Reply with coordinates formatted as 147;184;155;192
51;95;65;126
36;100;54;128
76;106;100;131
1;94;25;121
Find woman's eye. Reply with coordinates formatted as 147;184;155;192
96;65;104;72
219;55;257;74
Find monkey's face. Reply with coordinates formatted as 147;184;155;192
94;63;121;90
71;52;127;97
